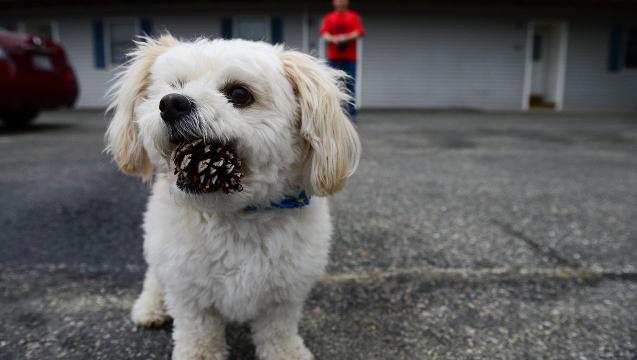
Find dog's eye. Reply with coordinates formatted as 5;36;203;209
224;85;254;108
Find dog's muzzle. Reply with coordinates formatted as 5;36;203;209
160;93;198;143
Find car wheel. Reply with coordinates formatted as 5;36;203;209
0;109;40;127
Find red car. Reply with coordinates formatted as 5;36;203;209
0;30;78;126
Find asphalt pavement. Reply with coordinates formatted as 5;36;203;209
1;110;636;359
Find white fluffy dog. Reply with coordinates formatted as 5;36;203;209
105;34;360;360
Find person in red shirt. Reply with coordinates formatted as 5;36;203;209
320;0;365;119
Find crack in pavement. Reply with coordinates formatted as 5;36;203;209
3;264;637;287
490;219;581;267
320;265;637;284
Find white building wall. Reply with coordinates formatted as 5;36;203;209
58;18;113;108
56;13;303;109
154;15;221;40
360;13;528;109
29;10;637;111
282;13;303;50
563;19;637;111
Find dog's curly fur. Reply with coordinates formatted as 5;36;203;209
106;34;360;360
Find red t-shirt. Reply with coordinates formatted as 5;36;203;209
320;10;365;61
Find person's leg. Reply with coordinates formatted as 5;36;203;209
327;60;357;120
343;61;357;119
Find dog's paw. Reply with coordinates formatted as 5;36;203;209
256;336;314;360
131;296;171;327
286;344;314;360
172;344;227;360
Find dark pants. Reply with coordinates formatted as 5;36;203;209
328;60;357;119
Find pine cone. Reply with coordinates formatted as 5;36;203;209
172;139;244;194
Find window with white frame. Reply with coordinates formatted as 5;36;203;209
235;17;270;42
108;19;137;65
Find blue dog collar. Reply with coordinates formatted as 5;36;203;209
243;191;310;212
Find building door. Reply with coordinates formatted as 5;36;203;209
523;21;568;110
530;28;550;105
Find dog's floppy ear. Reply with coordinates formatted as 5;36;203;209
105;34;178;181
280;50;361;196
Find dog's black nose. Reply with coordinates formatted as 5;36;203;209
160;93;192;123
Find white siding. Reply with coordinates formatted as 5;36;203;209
58;18;113;108
154;16;220;40
282;14;303;50
360;13;528;109
563;20;637;111
151;13;302;48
